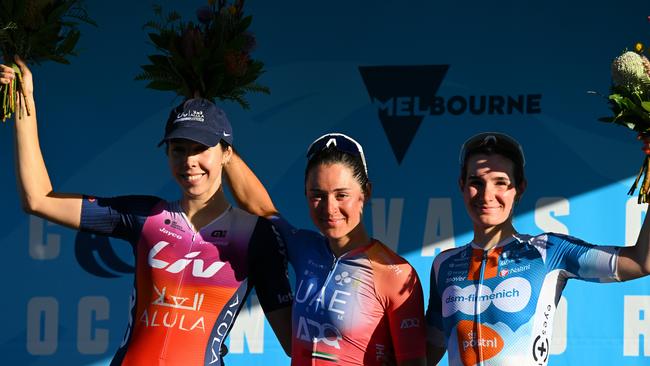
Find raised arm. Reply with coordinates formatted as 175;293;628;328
223;151;278;218
615;138;650;280
6;57;83;229
617;209;650;280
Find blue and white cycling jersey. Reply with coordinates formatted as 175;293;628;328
426;233;619;366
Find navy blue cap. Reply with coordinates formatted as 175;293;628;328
158;98;233;147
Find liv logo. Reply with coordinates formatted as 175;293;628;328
148;241;227;278
359;65;450;163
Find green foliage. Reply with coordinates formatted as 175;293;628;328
598;45;650;203
135;1;269;109
600;47;650;134
600;81;650;133
0;0;94;122
0;0;96;64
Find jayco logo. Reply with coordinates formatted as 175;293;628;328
359;65;542;163
159;227;182;240
148;241;226;278
175;110;205;123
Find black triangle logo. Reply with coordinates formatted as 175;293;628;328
359;65;450;163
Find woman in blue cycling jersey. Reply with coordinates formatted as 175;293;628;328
426;132;650;366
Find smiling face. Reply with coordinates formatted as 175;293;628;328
306;163;367;245
167;138;231;201
461;153;525;232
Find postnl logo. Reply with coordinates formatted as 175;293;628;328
456;320;504;366
442;277;532;317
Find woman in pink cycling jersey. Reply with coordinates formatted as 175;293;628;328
1;58;292;366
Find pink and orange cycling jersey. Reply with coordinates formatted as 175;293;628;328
80;196;292;366
271;216;426;366
426;233;619;366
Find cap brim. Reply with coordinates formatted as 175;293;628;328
157;126;222;147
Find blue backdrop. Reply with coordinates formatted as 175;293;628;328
1;1;650;365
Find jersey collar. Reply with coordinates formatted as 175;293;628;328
469;233;524;250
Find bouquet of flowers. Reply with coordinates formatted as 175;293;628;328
0;0;95;121
135;0;268;109
600;18;650;203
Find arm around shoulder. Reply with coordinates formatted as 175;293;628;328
249;217;293;355
264;306;292;356
223;151;278;218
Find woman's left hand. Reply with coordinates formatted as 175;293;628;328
0;63;16;85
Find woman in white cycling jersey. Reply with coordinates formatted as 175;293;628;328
425;132;650;366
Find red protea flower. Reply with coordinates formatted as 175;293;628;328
196;5;213;25
181;24;203;60
242;32;256;53
224;51;249;77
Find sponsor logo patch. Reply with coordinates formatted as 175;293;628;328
456;320;504;365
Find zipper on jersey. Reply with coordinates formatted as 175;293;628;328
312;254;340;313
308;251;346;361
475;250;489;366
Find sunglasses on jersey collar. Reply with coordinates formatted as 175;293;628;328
459;132;526;167
306;133;368;176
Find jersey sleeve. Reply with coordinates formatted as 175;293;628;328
79;195;162;244
248;217;293;313
373;247;427;361
425;255;446;347
268;214;322;266
538;233;620;283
